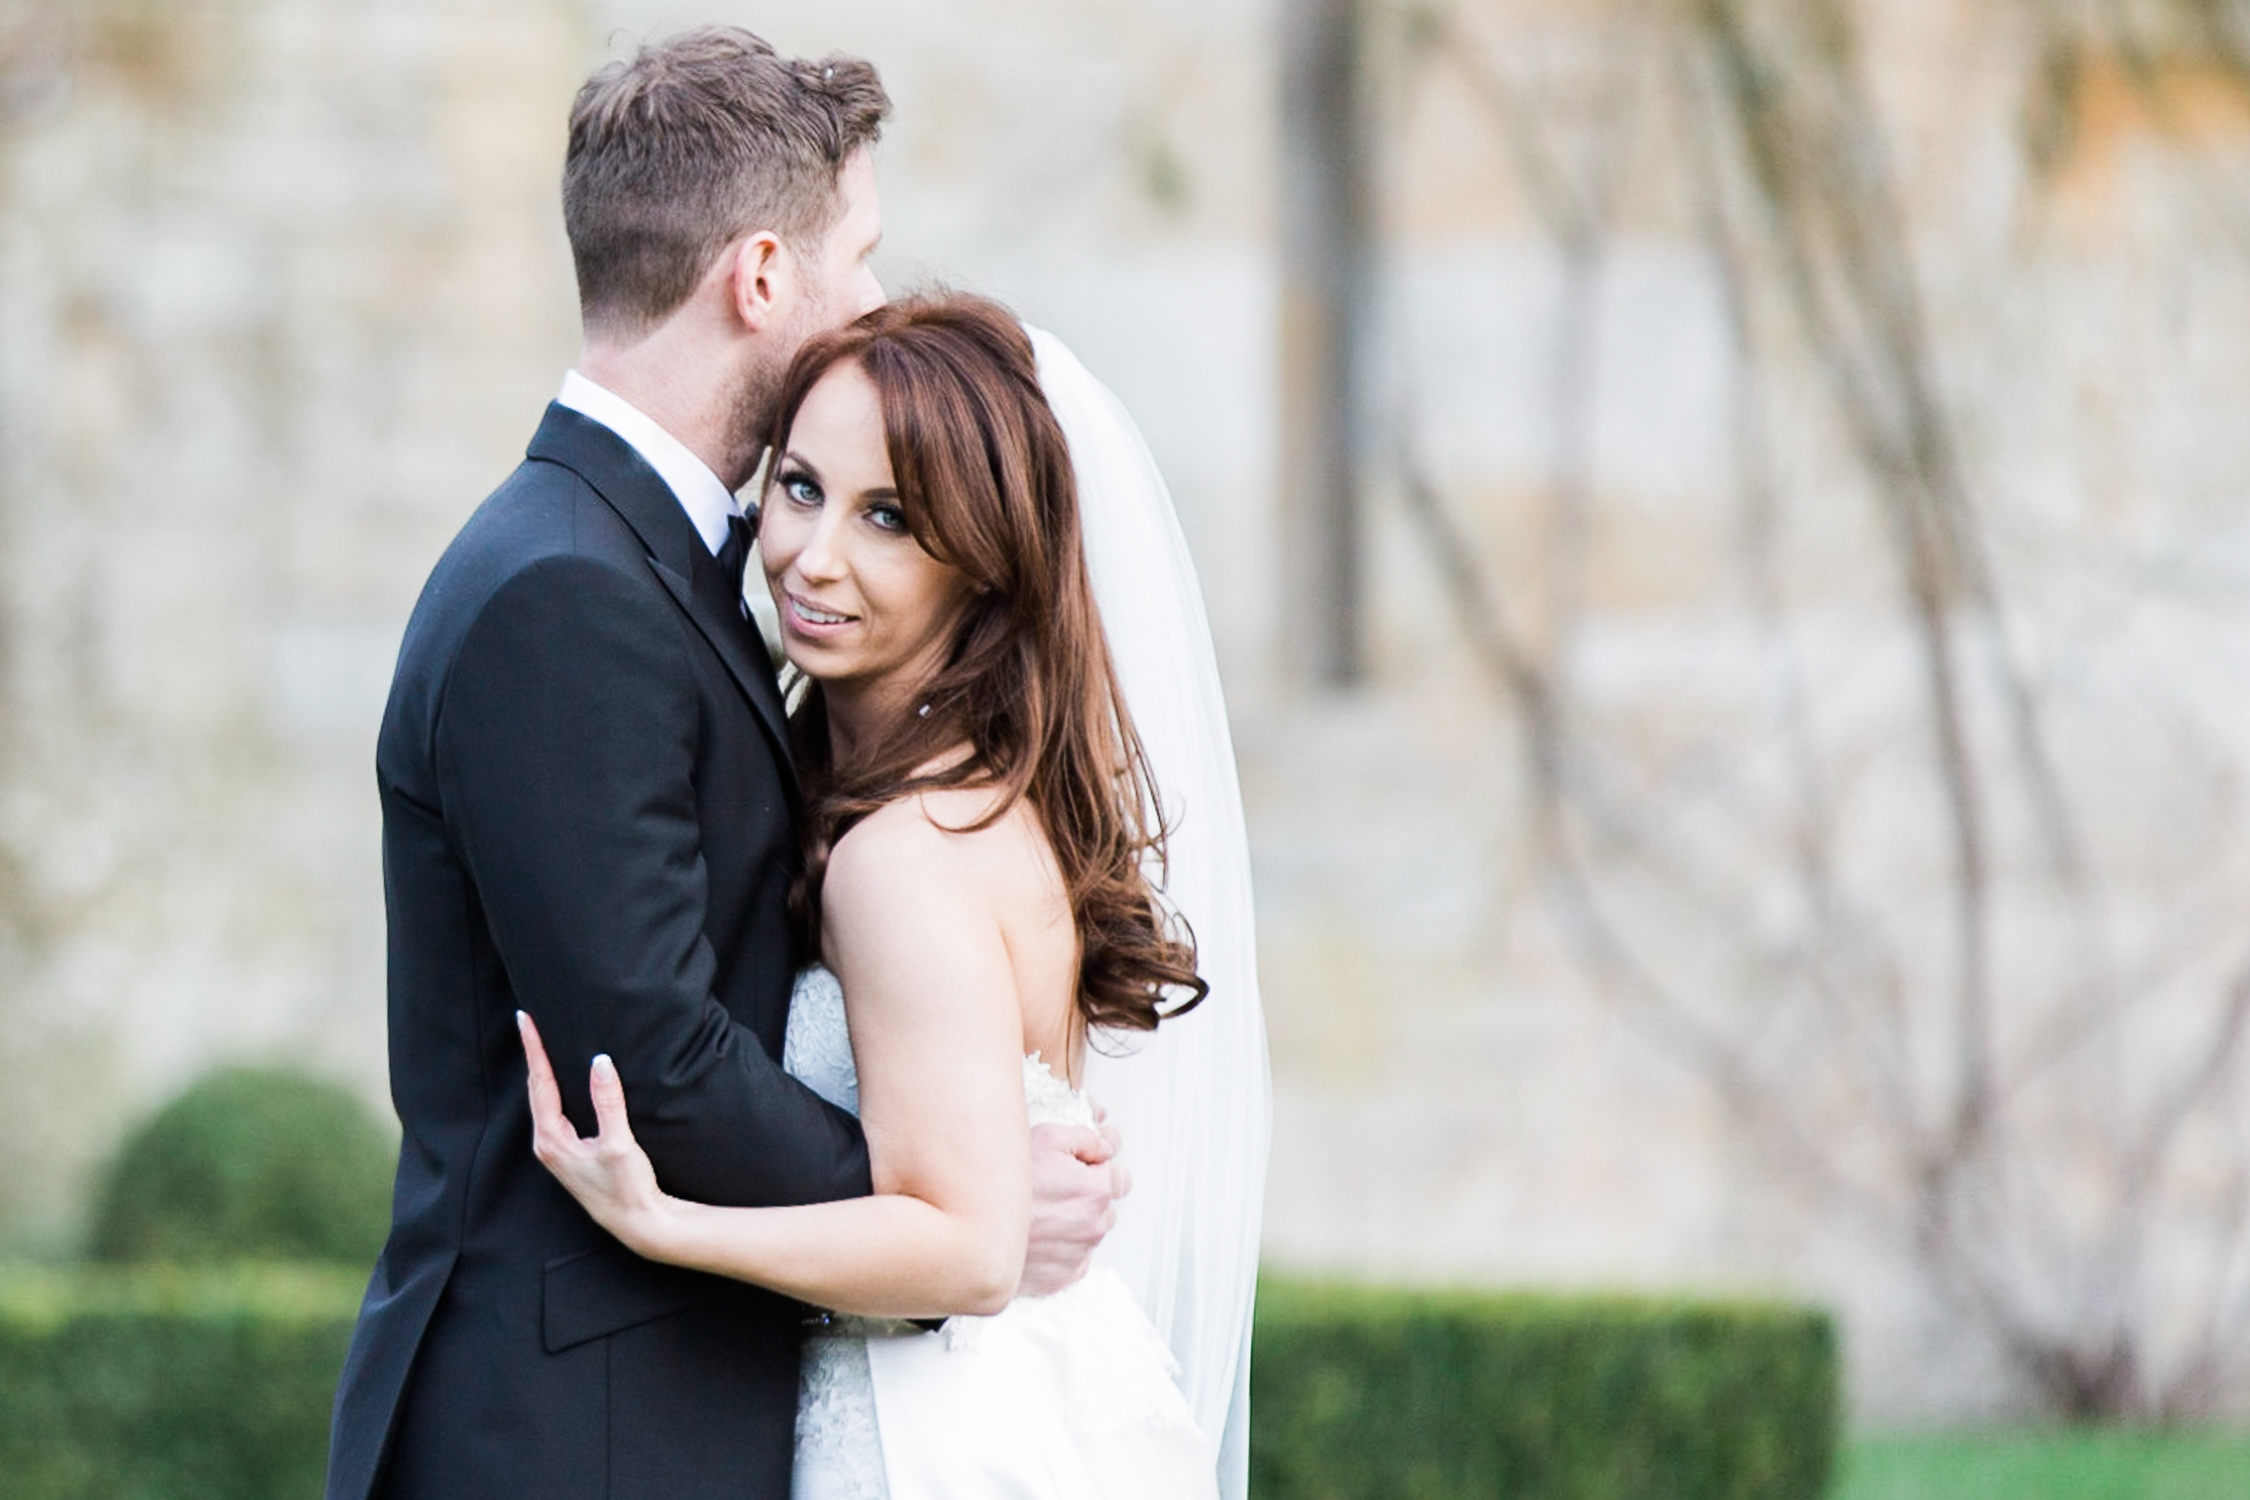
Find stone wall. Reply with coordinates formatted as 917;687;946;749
0;0;586;1240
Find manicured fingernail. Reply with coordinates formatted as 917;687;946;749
515;1010;528;1025
593;1054;615;1078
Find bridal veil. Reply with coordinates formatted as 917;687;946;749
1030;329;1273;1500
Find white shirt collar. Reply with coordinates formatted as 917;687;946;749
556;371;741;557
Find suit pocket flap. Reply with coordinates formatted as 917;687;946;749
541;1242;734;1353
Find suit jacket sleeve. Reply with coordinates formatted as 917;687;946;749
433;552;871;1208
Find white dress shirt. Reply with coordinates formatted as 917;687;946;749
556;370;742;558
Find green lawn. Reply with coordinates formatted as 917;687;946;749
1836;1430;2250;1500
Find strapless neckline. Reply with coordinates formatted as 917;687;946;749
782;964;1097;1131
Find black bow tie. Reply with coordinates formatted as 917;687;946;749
716;513;754;600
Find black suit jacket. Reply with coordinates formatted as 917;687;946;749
326;405;871;1500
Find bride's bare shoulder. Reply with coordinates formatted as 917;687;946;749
825;788;1053;912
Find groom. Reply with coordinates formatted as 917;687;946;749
326;29;1123;1500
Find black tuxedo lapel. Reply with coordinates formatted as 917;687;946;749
662;547;801;803
524;403;800;804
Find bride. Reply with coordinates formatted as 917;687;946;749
519;292;1268;1499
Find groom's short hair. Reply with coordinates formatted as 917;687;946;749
563;27;890;339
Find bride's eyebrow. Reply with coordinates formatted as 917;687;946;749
774;450;895;503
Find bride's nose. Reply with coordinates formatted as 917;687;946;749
792;513;848;584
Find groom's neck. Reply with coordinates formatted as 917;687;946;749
578;329;752;490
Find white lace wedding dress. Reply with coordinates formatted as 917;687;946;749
783;965;1220;1500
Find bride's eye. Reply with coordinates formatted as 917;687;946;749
866;502;907;534
775;468;822;508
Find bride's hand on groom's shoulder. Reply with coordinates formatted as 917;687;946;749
518;1010;679;1259
1019;1114;1129;1298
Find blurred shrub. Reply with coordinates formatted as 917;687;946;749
89;1066;393;1266
0;1264;362;1500
1251;1280;1838;1500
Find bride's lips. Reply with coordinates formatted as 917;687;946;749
781;590;858;639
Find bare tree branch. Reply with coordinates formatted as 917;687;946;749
1373;0;2250;1419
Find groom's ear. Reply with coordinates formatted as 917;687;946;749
729;232;789;334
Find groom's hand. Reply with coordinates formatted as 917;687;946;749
1019;1119;1128;1297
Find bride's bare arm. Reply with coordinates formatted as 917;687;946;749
523;800;1034;1318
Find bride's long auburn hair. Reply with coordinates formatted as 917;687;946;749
765;293;1206;1034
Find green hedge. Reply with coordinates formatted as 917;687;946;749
0;1268;1836;1500
0;1264;363;1500
1252;1280;1839;1500
90;1066;395;1267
